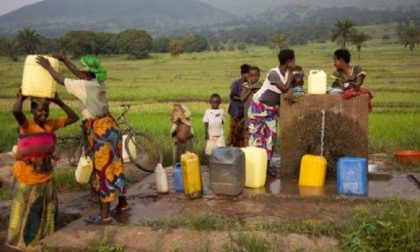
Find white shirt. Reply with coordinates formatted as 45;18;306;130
255;67;290;98
203;109;224;137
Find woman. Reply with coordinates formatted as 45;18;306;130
37;54;129;224
7;91;78;251
248;49;295;177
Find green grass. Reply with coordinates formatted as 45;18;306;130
222;233;272;252
1;39;420;167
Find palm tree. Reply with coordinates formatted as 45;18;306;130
16;28;43;54
270;34;288;54
351;31;371;59
400;23;420;54
331;18;357;48
4;39;20;61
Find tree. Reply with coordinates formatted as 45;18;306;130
169;38;184;56
94;32;117;55
351;31;371;59
60;31;97;58
331;18;357;48
400;23;420;54
3;39;20;61
182;34;208;53
270;34;288;53
116;29;153;59
16;28;43;54
153;38;170;53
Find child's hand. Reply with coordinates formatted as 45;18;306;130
48;92;61;103
16;88;27;100
49;53;64;62
36;56;51;69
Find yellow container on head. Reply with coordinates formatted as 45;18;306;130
22;55;59;99
299;154;327;187
241;147;267;188
181;152;202;199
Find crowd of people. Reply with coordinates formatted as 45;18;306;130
6;47;369;251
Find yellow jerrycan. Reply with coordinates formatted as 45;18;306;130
75;156;93;184
241;147;267;188
298;154;327;187
21;55;59;98
181;152;202;199
308;70;327;94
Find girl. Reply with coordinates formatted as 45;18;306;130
7;91;78;251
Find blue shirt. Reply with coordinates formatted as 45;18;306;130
228;78;244;118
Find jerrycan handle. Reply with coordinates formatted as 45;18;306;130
310;70;320;75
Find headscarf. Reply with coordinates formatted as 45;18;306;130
79;55;107;84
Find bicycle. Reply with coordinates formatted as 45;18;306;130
59;104;163;173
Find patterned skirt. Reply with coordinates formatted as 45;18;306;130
248;96;279;160
83;114;127;203
7;179;57;250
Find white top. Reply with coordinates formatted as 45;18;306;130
203;109;224;137
255;67;290;98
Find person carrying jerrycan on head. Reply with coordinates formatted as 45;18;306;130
6;90;79;251
171;103;194;164
37;54;130;225
203;93;225;155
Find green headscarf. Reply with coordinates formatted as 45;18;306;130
79;55;107;84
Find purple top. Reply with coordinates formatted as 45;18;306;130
228;78;244;118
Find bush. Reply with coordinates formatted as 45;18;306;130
116;29;153;59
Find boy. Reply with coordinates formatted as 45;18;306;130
203;93;225;155
171;103;194;164
7;91;78;251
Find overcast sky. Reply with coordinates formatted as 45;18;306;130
0;0;43;16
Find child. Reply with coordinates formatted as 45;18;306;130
285;65;305;104
171;103;194;164
240;66;262;141
6;91;78;251
203;93;225;155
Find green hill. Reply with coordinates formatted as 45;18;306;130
0;0;233;37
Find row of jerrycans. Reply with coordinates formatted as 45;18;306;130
299;154;368;196
209;146;268;196
173;147;268;198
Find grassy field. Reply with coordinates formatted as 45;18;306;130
1;40;419;166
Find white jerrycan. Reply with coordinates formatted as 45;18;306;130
155;163;169;193
308;70;327;94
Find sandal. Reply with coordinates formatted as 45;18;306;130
111;206;132;215
85;213;113;225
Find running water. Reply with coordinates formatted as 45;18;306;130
320;109;326;156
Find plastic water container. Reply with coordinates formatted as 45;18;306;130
299;154;327;187
21;55;59;98
241;147;267;188
122;134;136;163
308;70;327;94
181;152;202;199
155;163;169;193
75;156;93;184
173;162;184;192
337;157;368;196
209;147;245;196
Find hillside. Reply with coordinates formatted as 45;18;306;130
198;0;420;17
0;0;232;37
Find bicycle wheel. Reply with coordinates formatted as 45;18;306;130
126;131;163;172
68;137;83;167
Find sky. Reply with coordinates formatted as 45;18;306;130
0;0;43;16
